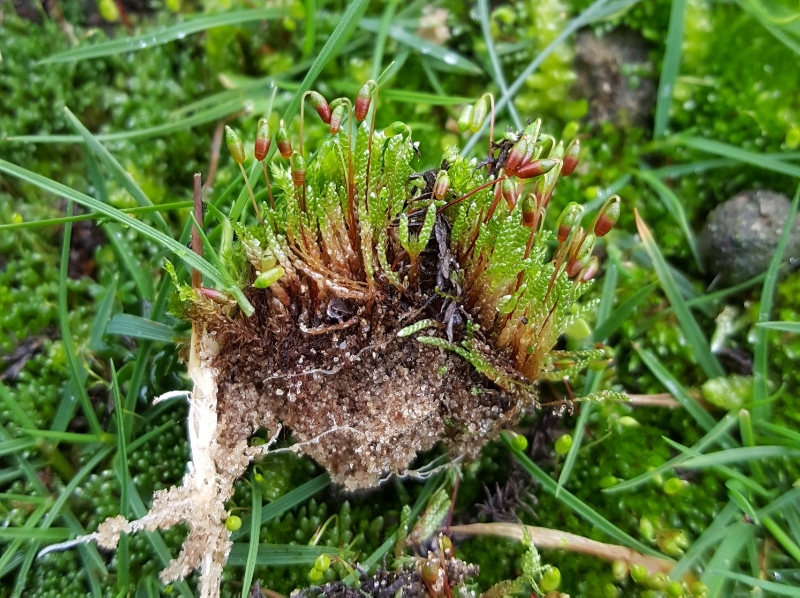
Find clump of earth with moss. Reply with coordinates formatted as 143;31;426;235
178;83;622;490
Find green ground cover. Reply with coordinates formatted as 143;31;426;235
1;0;799;596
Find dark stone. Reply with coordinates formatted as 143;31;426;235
699;190;800;286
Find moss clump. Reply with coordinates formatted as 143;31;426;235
177;87;621;490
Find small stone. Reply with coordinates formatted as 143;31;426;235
699;190;800;286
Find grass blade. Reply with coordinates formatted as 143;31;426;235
635;345;733;443
227;544;337;567
369;0;401;82
674;137;800;178
635;210;724;379
106;314;181;343
606;413;738;494
753;183;800;420
280;0;371;129
706;570;800;596
0;159;255;315
66;108;169;233
241;476;262;598
462;0;644;155
509;439;667;558
593;283;656;342
757;321;800;333
111;362;131;595
232;474;330;541
677;446;800;468
89;276;118;352
59;202;103;436
477;0;523;128
653;0;686;138
635;170;701;271
670;500;739;580
39;9;282;64
701;523;754;596
556;263;618;495
360;19;482;75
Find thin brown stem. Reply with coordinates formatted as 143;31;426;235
260;161;275;210
191;173;203;289
238;163;265;227
445;523;674;574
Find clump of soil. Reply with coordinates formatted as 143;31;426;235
208;283;532;490
573;27;656;127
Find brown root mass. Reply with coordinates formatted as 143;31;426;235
207;284;535;490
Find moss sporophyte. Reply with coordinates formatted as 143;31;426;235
59;83;623;597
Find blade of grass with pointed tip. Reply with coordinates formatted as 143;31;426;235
635;210;724;379
241;477;262;598
635;345;733;444
653;0;686;138
39;8;282;64
360;19;481;75
753;183;800;421
556;262;618;496
606;413;738;494
478;0;523;129
106;314;181;343
59;202;103;436
636;170;701;271
674;137;800;178
509;440;667;558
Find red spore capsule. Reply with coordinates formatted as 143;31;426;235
254;118;271;161
517;158;558;179
594;195;621;237
562;138;581;176
355;82;373;121
276;120;292;158
308;91;332;124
